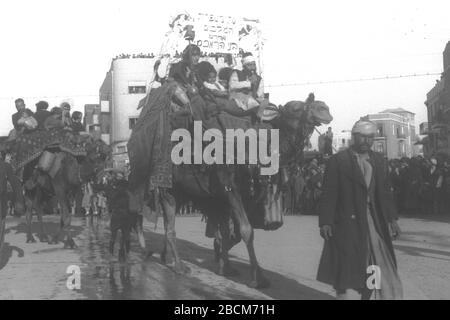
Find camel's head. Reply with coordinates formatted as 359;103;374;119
281;94;332;130
307;101;333;126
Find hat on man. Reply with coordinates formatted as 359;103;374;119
241;52;256;66
351;119;377;135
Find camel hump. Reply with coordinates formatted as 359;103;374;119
282;101;306;119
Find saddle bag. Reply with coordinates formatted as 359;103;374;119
248;184;284;231
24;116;38;130
48;153;65;178
38;151;57;172
262;185;284;230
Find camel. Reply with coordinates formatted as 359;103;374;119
128;92;332;288
19;135;111;247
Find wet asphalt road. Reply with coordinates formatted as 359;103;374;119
0;215;271;300
1;213;449;299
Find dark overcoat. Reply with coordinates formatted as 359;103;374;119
316;149;398;291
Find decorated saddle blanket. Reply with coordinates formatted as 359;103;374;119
9;129;87;172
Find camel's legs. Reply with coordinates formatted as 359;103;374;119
25;196;36;243
52;181;75;248
160;189;188;274
216;167;269;288
119;228;130;262
110;227;118;255
135;214;146;250
34;196;48;243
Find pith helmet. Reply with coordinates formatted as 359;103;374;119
352;119;377;135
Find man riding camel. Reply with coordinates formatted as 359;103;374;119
11;98;37;138
229;52;269;118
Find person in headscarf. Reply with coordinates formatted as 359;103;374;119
169;44;201;88
60;102;72;130
317;119;403;300
128;44;206;198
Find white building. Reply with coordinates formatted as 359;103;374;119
333;130;352;152
99;57;157;168
367;108;417;159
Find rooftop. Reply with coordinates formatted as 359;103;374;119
380;107;415;115
444;41;450;53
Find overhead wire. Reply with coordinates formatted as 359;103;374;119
0;71;443;100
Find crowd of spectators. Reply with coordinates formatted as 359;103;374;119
283;156;327;216
112;51;240;65
388;155;450;216
283;153;450;217
113;53;156;60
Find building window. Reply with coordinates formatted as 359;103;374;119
375;142;385;154
398;141;406;157
377;124;384;137
117;146;126;154
129;118;138;129
128;86;146;94
89;125;100;132
100;100;110;112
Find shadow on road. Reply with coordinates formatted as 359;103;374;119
76;220;276;300
0;242;24;271
7;220;84;240
394;244;450;261
1;217;333;299
399;213;450;224
399;230;450;247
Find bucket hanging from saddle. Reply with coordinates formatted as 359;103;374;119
262;184;284;230
48;153;65;178
38;151;57;172
249;183;284;231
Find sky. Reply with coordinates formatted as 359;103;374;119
0;0;449;140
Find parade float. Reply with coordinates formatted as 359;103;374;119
149;12;264;92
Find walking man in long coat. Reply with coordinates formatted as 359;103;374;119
316;119;403;300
